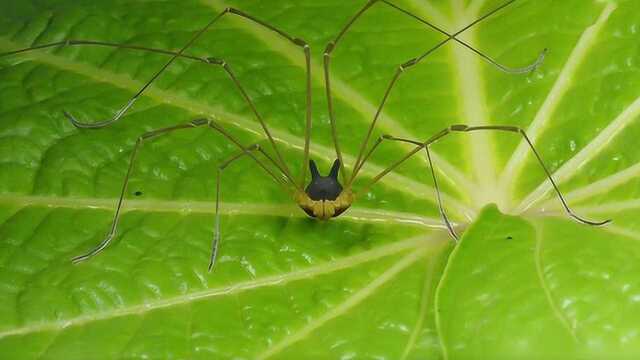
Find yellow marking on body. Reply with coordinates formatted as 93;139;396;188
295;190;354;220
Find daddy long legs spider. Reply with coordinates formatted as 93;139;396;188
0;0;611;271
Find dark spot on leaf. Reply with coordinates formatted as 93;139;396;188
134;191;143;196
506;236;513;240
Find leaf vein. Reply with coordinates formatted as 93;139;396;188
0;36;476;219
501;3;617;208
0;194;453;229
255;247;433;360
540;162;640;210
400;255;437;360
532;221;578;342
517;92;640;213
200;0;478;195
449;2;498;208
0;235;444;339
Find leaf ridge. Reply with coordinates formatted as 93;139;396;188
0;36;476;219
573;199;640;215
532;221;578;342
201;0;478;193
541;162;640;210
0;194;449;228
517;91;640;213
449;1;499;208
466;0;488;17
255;247;431;360
400;255;437;360
0;235;441;340
599;224;640;241
405;0;451;30
499;2;618;204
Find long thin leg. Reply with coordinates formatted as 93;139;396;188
355;134;459;239
322;0;547;186
71;118;293;264
380;0;545;74
2;8;312;189
1;38;307;188
455;125;611;226
0;39;224;69
354;128;449;195
354;125;610;240
424;146;458;239
347;0;547;185
211;143;275;271
217;9;312;190
61;10;230;129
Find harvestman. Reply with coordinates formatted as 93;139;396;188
0;0;611;271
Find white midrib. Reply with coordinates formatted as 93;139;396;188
466;0;489;17
255;248;430;359
406;0;450;28
0;194;447;228
517;93;640;213
599;224;640;241
449;0;499;208
503;2;640;221
0;36;476;220
540;162;640;211
572;199;640;215
0;235;445;339
500;3;617;209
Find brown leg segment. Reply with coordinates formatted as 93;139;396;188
354;125;610;240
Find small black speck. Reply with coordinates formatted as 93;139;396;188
506;236;513;240
134;191;143;196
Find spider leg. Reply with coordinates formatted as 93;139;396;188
210;142;280;271
65;9;230;129
451;125;612;226
322;0;546;185
424;145;458;240
223;9;313;190
0;40;222;131
352;133;459;239
380;0;547;74
71;118;294;265
354;125;610;240
1;9;312;189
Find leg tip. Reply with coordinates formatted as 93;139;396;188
598;219;613;226
571;213;613;227
63;110;82;128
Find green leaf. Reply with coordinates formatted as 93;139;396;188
0;0;637;358
438;206;640;359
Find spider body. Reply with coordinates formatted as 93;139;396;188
297;159;353;219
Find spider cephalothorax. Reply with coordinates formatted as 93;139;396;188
296;159;353;220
